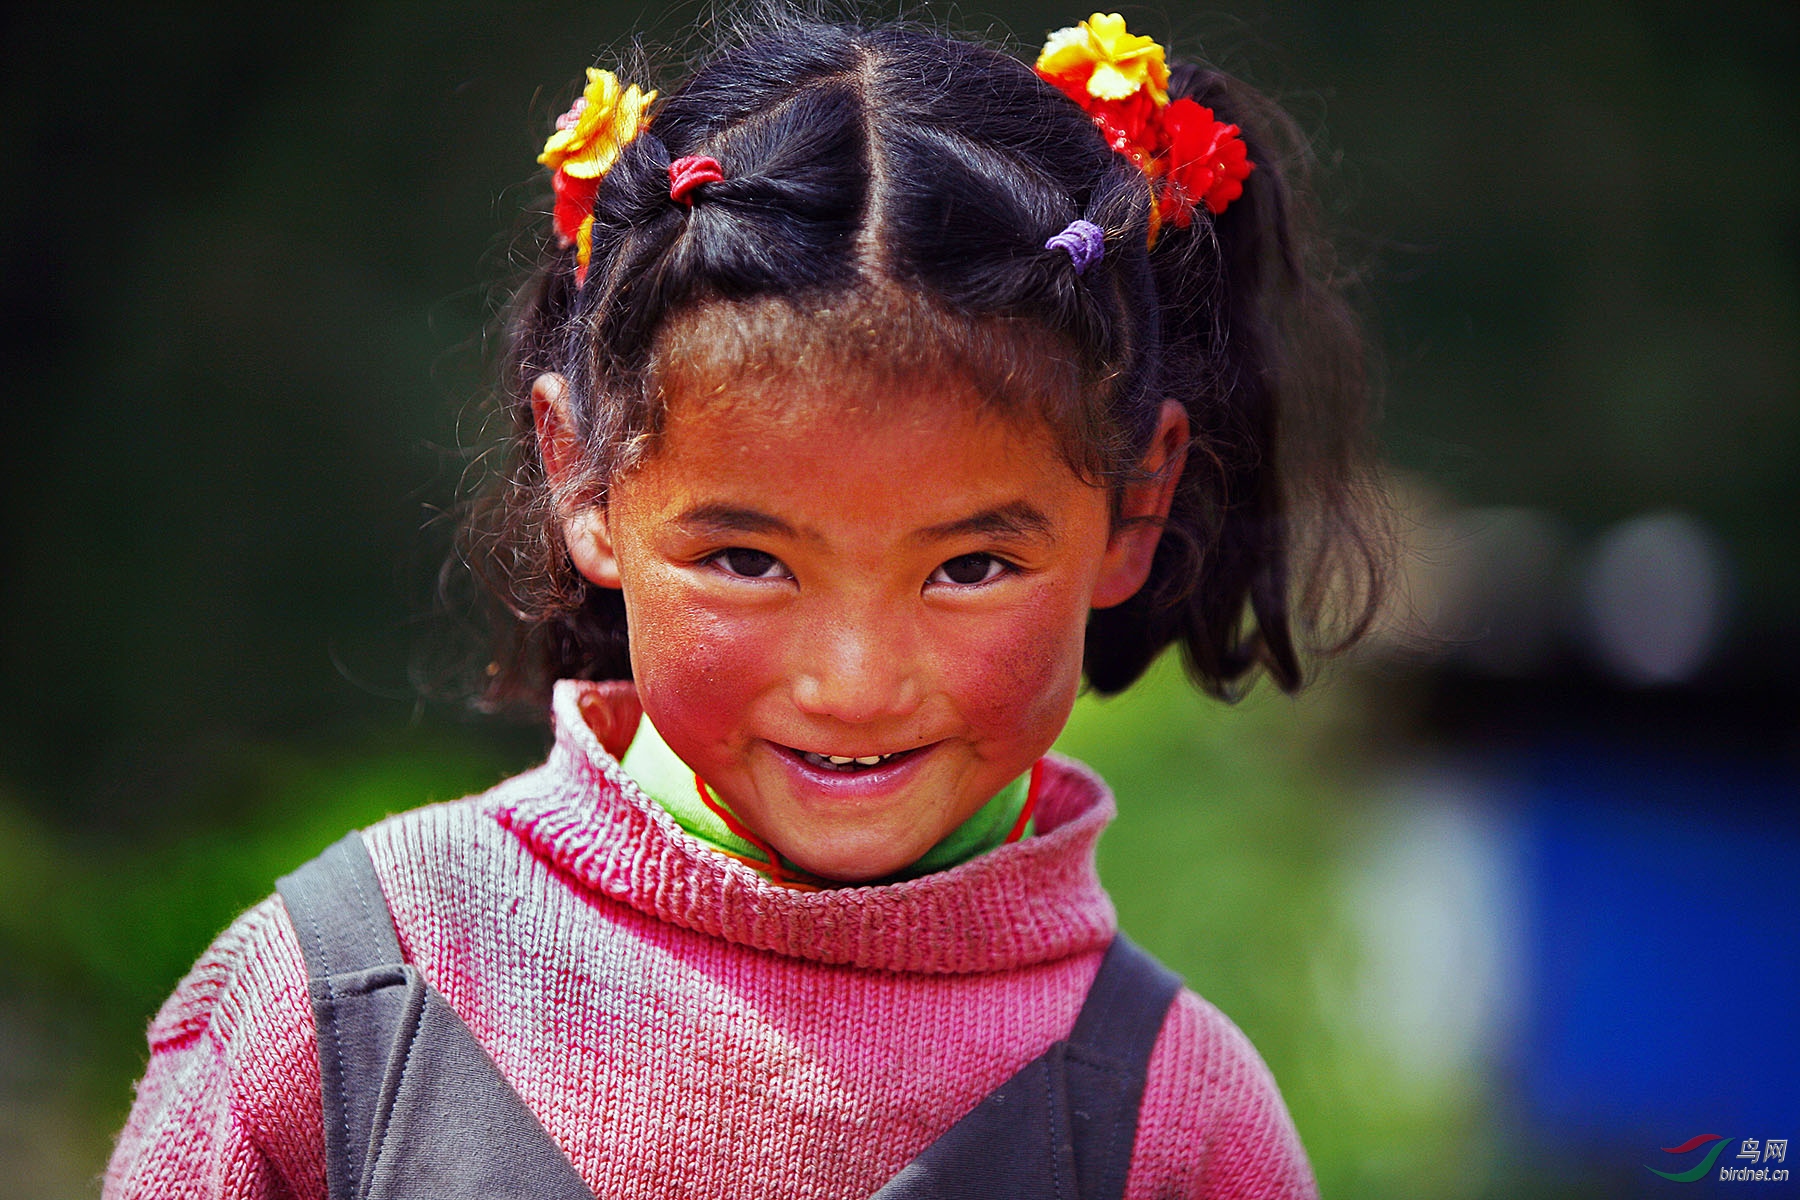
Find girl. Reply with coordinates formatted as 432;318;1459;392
108;8;1381;1198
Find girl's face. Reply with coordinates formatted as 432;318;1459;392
542;368;1182;883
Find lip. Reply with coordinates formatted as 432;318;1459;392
765;738;940;803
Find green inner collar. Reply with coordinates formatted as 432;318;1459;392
618;715;1034;883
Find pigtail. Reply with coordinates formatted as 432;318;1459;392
1086;62;1384;697
459;257;636;710
460;112;689;709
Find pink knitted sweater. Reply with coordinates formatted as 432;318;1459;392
107;681;1318;1199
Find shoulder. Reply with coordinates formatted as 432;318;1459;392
112;785;539;1198
147;893;309;1058
144;777;517;1052
1127;987;1319;1200
140;787;530;1123
113;892;324;1196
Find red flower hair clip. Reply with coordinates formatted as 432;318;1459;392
1034;13;1254;241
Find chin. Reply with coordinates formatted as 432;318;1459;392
786;836;926;885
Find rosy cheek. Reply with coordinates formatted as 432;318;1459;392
937;597;1087;744
629;586;777;745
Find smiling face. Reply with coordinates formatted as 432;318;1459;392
541;364;1183;883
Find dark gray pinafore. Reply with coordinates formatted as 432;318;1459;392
277;832;1181;1200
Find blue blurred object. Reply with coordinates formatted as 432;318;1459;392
1513;740;1800;1148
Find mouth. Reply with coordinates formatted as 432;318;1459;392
764;738;941;802
789;746;918;773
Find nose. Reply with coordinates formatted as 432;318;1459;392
790;611;925;725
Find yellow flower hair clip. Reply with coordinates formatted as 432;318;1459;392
1036;12;1169;105
539;68;657;285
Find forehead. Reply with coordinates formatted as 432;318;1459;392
653;362;1065;476
643;289;1094;452
657;344;1018;435
612;365;1099;539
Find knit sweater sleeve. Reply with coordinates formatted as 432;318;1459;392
105;895;328;1200
1125;989;1320;1200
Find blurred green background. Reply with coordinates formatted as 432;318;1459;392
2;2;1794;1196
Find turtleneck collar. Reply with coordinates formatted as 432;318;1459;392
493;680;1118;974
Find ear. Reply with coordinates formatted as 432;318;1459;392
531;372;622;589
1090;400;1188;610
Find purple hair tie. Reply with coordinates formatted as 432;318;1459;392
1045;219;1104;275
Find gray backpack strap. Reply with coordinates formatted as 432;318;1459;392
278;833;412;1200
1060;936;1183;1200
277;832;595;1200
871;934;1182;1200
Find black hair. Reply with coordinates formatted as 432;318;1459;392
461;6;1387;708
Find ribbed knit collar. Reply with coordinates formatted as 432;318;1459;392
495;679;1118;975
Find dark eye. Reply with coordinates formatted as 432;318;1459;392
713;547;789;579
931;553;1007;586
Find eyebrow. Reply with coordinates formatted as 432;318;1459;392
673;503;803;540
914;501;1055;544
670;499;1055;544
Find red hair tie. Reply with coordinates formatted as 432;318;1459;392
668;155;725;205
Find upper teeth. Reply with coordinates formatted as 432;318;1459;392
825;754;886;766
